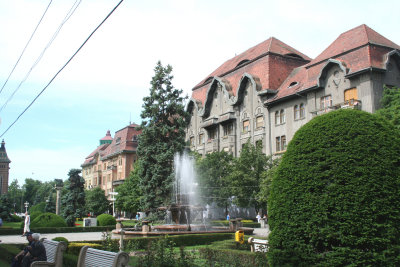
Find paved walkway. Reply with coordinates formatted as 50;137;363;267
0;225;270;244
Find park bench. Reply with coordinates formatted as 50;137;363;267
77;246;129;267
248;237;268;253
31;238;66;267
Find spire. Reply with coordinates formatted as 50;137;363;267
0;139;11;163
100;130;113;145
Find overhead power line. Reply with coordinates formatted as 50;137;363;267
0;0;125;138
0;0;53;96
0;0;82;113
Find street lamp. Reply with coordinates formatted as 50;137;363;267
109;191;118;217
24;201;29;213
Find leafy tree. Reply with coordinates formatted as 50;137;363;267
268;109;400;266
7;179;23;213
137;61;188;212
61;169;86;226
30;202;46;213
229;141;272;214
196;151;233;215
257;158;280;209
115;161;143;215
85;187;110;216
23;178;42;206
376;85;400;129
0;195;12;221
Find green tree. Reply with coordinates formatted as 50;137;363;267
44;191;56;213
268;109;400;266
61;169;86;226
22;178;42;206
196;151;233;215
7;179;23;213
137;61;188;212
257;158;280;210
0;195;12;220
85;187;110;216
229;141;272;214
376;85;400;129
115;161;143;215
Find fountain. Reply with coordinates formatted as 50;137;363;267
113;151;253;236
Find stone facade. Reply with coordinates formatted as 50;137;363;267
186;25;400;157
81;124;141;200
0;140;10;195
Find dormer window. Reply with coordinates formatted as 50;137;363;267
236;59;250;68
288;82;298;88
116;137;121;144
132;135;137;141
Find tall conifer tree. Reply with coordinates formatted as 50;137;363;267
138;61;188;212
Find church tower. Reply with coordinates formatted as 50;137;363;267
0;139;11;195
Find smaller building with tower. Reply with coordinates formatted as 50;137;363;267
0;140;11;195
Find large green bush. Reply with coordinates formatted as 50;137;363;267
30;213;67;228
96;214;116;226
30;202;46;213
268;109;400;266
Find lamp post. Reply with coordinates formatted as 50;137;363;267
24;201;29;213
109;191;118;217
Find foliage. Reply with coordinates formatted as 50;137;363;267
101;231;119;252
115;161;143;214
196;150;233;214
52;236;69;246
97;214;116;226
61;169;86;226
85;187;109;216
22;178;42;205
30;202;46;213
137;61;188;212
67;242;102;255
0;225;115;235
9;214;22;222
258;158;280;208
30;212;67;228
268;109;400;266
229;141;272;213
7;179;23;213
44;190;56;213
376;85;400;129
0;194;12;221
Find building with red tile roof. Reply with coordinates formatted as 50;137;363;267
81;124;141;199
186;25;400;157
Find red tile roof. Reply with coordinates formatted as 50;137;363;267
100;130;113;141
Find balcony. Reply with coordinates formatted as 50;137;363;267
311;99;361;116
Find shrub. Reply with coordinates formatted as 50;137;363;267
53;237;69;246
30;213;67;228
268;109;400;266
30;202;46;213
68;242;102;255
20;211;43;228
97;214;116;226
9;214;22;222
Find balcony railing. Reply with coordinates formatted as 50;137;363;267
311;99;361;116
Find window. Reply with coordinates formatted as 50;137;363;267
132;135;138;141
256;116;264;129
223;123;233;136
321;95;332;111
344;88;357;105
300;103;305;118
275;110;285;125
118;157;122;166
280;109;285;124
276;135;287;152
190;137;195;147
208;128;217;140
103;163;107;170
115;137;121;144
294;105;299;120
98;176;101;185
198;133;205;145
243;120;250;133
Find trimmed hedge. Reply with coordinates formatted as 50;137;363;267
52;237;69;246
97;214;116;226
30;213;67;228
67;242;102;255
0;225;115;235
268;109;400;266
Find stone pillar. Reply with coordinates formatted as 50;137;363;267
55;186;62;215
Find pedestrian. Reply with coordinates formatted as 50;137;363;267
256;213;261;223
11;232;47;267
0;217;3;227
226;214;230;221
22;212;30;236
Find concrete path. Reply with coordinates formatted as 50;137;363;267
0;232;118;244
0;225;270;244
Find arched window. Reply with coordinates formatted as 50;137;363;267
300;103;305;118
294;105;299;120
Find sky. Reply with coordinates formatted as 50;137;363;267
0;0;399;186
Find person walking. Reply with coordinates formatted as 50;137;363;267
22;212;30;236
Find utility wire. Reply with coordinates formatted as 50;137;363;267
0;0;53;96
0;0;125;138
0;0;82;113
